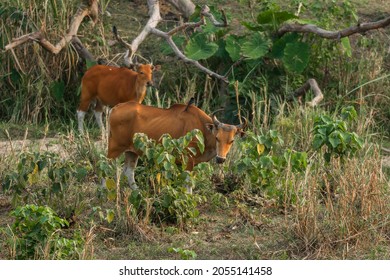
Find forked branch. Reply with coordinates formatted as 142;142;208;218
123;0;228;82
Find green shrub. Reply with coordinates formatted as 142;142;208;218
312;106;363;162
5;204;84;259
124;130;206;225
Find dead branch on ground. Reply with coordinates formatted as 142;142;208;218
290;78;324;107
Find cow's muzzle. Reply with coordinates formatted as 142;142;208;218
216;156;226;164
146;81;154;87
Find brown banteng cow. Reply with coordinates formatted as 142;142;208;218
77;63;160;134
107;101;247;193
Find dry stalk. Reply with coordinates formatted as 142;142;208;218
81;225;96;260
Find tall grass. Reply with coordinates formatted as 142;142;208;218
0;0;111;124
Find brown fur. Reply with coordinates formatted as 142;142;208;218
78;64;159;113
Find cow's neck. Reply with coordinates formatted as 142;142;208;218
135;79;147;103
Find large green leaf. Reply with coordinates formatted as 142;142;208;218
269;33;299;59
185;34;218;60
257;10;298;25
241;33;270;60
282;42;310;73
225;35;242;61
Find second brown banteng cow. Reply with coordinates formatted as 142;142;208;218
77;64;160;134
107;101;247;193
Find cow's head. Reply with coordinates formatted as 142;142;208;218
206;115;247;164
135;64;161;87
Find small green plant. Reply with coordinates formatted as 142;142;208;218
232;129;307;206
1;151;92;205
234;130;284;187
312;106;363;162
126;130;206;225
5;204;83;259
168;247;197;260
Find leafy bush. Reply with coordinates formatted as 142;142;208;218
125;130;206;225
1;151;92;204
312;106;363;162
233;130;307;204
5;204;83;259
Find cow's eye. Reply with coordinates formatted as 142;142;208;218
229;140;234;144
140;71;144;74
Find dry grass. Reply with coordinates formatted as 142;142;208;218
291;147;390;259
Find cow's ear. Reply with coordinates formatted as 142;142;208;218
152;65;161;71
205;123;214;131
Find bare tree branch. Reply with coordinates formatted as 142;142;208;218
278;16;390;39
126;0;162;60
4;0;98;54
291;78;324;107
150;28;228;82
124;0;228;82
71;36;95;61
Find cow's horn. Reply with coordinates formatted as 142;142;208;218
123;49;132;67
237;116;248;129
212;115;222;127
211;108;224;127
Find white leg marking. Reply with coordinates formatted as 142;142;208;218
77;110;86;134
123;162;138;190
185;174;193;194
94;111;104;130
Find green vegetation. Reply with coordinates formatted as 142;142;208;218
0;0;389;259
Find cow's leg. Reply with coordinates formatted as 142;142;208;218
123;151;139;190
78;90;94;134
94;99;105;138
184;159;195;194
77;110;86;134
